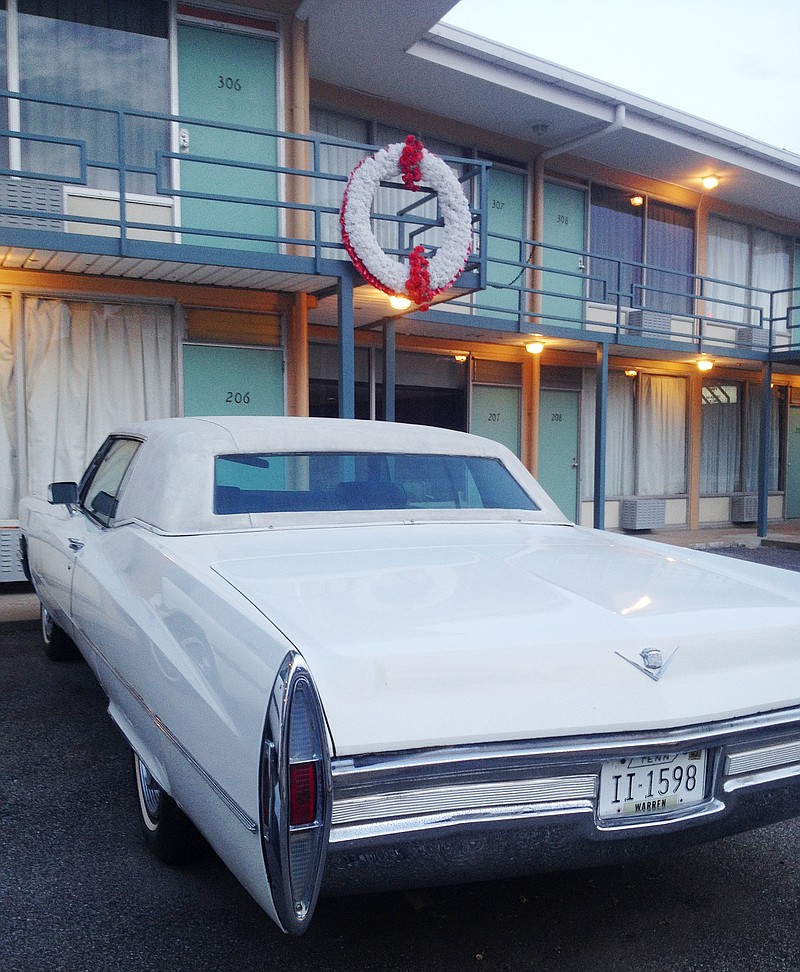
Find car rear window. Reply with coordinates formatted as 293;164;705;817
214;452;539;514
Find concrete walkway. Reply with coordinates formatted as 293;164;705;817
640;520;800;550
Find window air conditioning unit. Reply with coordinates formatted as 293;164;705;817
0;176;63;230
731;493;758;523
736;327;769;349
0;529;27;583
627;310;671;335
619;498;666;531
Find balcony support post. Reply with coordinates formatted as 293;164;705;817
757;359;773;538
593;341;608;530
382;318;396;422
337;268;356;419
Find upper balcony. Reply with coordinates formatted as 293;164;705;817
438;235;800;361
0;90;796;360
0;90;487;313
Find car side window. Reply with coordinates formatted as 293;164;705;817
80;438;141;526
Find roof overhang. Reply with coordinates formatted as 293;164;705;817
305;8;800;224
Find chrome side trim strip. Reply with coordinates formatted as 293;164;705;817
83;635;257;833
724;762;800;792
332;706;800;785
330;800;595;844
149;712;258;833
726;740;800;776
332;775;596;826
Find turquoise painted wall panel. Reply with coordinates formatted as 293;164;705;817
787;406;800;518
470;385;521;456
542;182;586;327
483;168;526;319
538;388;580;520
177;25;278;250
183;345;284;417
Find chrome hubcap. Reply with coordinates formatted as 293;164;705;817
41;606;54;642
136;758;163;822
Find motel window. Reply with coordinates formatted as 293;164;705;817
706;215;793;332
308;345;467;431
589;186;695;315
16;0;170;194
700;380;783;494
582;371;687;498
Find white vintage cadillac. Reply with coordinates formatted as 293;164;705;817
18;416;800;935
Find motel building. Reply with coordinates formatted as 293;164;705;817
1;0;799;580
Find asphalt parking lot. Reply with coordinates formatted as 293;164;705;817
2;545;800;972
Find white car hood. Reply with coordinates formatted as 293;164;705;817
211;522;800;755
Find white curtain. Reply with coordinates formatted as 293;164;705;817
707;216;791;332
743;386;782;492
700;383;741;494
24;299;175;498
706;215;749;325
752;228;791;328
310;108;370;258
637;374;687;495
0;296;16;519
581;370;635;499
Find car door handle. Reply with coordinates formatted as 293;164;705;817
68;538;84;552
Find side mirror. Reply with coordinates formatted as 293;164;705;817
48;482;78;506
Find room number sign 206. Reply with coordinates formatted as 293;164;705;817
226;391;251;404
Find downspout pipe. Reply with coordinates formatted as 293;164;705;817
541;104;626;160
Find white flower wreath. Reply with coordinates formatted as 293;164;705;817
340;139;472;307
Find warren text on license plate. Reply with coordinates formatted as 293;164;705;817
597;750;708;822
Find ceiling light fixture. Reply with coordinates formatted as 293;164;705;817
629;195;644;207
701;175;720;190
697;357;714;372
624;369;638;377
525;340;545;355
389;295;411;310
454;353;468;363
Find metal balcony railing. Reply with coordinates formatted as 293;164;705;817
0;90;795;354
437;232;799;355
0;89;488;279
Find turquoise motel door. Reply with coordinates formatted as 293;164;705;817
177;25;278;250
471;385;521;456
542;182;586;328
183;345;284;417
538;388;580;521
787;406;800;519
484;168;526;319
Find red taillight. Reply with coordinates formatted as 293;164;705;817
289;761;317;826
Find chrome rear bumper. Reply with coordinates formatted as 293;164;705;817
322;708;800;894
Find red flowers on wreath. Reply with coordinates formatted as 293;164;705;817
399;135;424;191
406;245;435;310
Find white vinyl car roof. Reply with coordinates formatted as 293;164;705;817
112;416;569;535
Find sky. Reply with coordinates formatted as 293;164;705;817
443;0;800;155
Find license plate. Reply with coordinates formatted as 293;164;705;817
598;750;708;822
